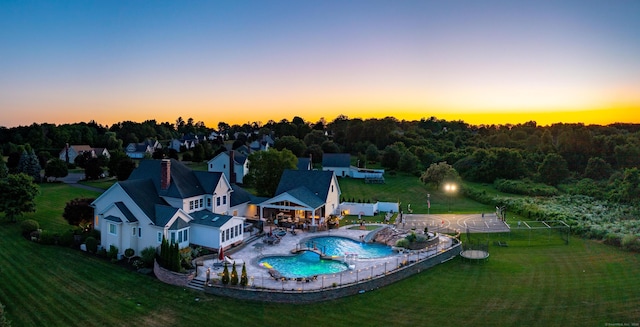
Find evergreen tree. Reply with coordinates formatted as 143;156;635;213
17;148;42;182
221;262;230;285
240;263;248;287
230;263;239;285
0;157;7;178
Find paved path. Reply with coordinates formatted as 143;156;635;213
60;172;105;193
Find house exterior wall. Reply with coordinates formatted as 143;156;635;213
93;184;155;255
220;217;245;248
323;167;350;178
208;153;231;182
190;224;219;249
324;176;341;217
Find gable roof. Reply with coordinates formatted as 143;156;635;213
117;179;169;225
128;159;223;199
114;202;138;222
297;157;311;171
322;153;351;168
230;184;253;206
275;169;335;201
280;186;326;208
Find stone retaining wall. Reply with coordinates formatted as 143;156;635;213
203;242;461;303
153;260;195;287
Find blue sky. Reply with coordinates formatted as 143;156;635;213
1;0;639;127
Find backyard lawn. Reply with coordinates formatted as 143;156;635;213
1;183;639;326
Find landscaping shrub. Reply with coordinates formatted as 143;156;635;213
604;233;621;247
87;228;100;240
0;301;11;327
107;245;119;261
395;238;409;248
124;248;135;261
85;236;98;253
240;263;248;287
58;230;75;247
230;264;239;286
39;230;58;245
140;246;157;267
221;262;230;285
20;219;39;235
621;234;640;252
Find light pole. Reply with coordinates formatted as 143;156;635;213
427;193;430;217
444;183;457;213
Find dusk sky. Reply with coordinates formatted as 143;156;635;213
1;0;639;128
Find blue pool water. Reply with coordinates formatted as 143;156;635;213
259;251;348;278
259;236;393;278
306;236;393;259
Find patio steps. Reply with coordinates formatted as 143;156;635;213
187;278;206;291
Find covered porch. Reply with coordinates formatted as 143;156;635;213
258;194;327;232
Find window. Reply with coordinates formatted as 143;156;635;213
216;197;220;206
178;230;183;243
331;185;334;192
221;230;225;242
138;227;142;238
157;232;162;243
170;231;176;243
223;195;227;205
132;227;136;236
189;201;194;210
209;164;213;169
207;198;211;207
109;223;117;235
226;229;229;240
199;199;203;208
184;229;188;242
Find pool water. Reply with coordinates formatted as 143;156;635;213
259;251;348;278
259;236;393;278
306;236;393;259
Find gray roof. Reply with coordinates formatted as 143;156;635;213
104;215;122;223
118;179;168;226
114;202;138;222
230;184;253;207
283;186;325;208
128;159;222;199
232;151;248;165
297;157;311;171
322;153;351;168
169;216;190;230
154;205;180;227
274;169;334;204
189;211;234;228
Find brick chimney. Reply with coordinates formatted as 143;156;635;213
229;150;236;184
161;159;171;190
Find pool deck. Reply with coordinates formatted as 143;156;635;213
195;225;454;290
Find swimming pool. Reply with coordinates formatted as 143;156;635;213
259;236;393;278
306;236;393;259
259;251;348;278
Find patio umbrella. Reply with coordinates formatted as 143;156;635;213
218;246;225;264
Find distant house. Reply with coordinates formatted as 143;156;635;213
93;148;111;159
249;135;274;152
59;145;109;163
321;153;384;181
126;140;161;159
91;159;246;256
258;169;341;227
207;150;249;184
322;153;352;177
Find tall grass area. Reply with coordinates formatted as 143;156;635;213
1;184;639;326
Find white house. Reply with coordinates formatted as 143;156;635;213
322;153;352;177
258;169;341;228
91;159;245;257
126;140;161;159
59;145;94;163
207;150;249;184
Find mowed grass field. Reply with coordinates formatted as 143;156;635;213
1;183;639;326
339;173;497;214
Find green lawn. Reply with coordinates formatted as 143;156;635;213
78;178;118;190
1;184;639;326
339;173;496;214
